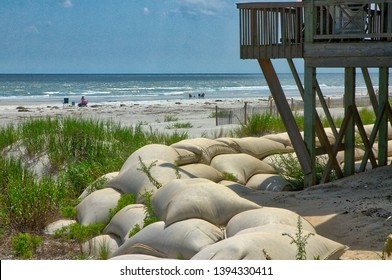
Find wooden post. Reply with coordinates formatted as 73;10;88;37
378;67;389;166
304;64;317;186
258;58;313;178
361;67;379;115
344;67;356;176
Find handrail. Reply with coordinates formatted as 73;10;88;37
238;1;392;59
313;0;392;40
238;2;305;58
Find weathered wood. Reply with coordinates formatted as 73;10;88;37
352;108;378;170
258;59;313;176
304;42;392;57
305;57;392;67
378;66;389;165
303;64;317;186
322;107;353;183
288;58;343;180
238;2;392;60
361;67;379;114
344;68;356;176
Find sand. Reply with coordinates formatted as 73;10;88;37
1;97;391;260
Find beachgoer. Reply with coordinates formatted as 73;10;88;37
78;95;88;107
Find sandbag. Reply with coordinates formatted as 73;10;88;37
79;172;120;200
262;132;293;147
226;207;315;237
218;180;254;196
246;174;294;192
76;188;122;226
103;204;146;243
82;234;122;259
173;148;200;165
111;219;224;259
171;138;237;164
216;137;293;159
109;254;165;260
120;144;182;172
179;163;223;182
191;227;347;260
152;178;261;226
210;153;276;184
104;159;193;202
44;219;77;235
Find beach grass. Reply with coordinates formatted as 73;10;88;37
0;117;188;234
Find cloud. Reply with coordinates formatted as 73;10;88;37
61;0;73;8
173;0;230;16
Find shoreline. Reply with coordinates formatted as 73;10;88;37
0;97;259;138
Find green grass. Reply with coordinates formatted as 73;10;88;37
165;122;193;129
233;112;304;137
0;117;188;234
163;114;179;122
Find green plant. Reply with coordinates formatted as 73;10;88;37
97;239;111;260
270;153;334;188
222;172;238;182
137;157;162;189
128;223;142;238
61;205;77;219
142;191;159;227
108;193;136;222
55;222;105;253
164;114;179;122
11;232;42;259
282;216;315;260
0;157;65;231
233;112;290;137
165;122;193;129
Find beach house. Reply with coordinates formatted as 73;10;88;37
237;0;392;185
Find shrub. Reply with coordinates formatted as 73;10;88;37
11;232;42;259
165;122;193;129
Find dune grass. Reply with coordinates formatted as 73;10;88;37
0;117;188;234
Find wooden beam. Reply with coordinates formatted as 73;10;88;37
305;57;392;68
378;66;389;166
352;108;378;170
344;67;356;176
361;67;379;115
288;58;343;181
258;58;313;177
304;42;392;58
322;107;353;183
303;63;316;185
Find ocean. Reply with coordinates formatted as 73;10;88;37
0;73;384;104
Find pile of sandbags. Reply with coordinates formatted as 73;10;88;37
53;138;349;260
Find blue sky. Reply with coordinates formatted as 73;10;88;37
0;0;296;74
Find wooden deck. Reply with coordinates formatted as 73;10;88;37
237;1;392;186
238;1;392;65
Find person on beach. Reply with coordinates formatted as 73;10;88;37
78;95;88;107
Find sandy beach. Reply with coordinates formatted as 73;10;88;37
0;97;251;138
1;97;391;260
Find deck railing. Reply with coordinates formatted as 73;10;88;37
238;2;305;59
314;0;392;41
238;1;392;59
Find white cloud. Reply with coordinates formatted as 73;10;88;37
61;0;73;8
144;7;150;15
